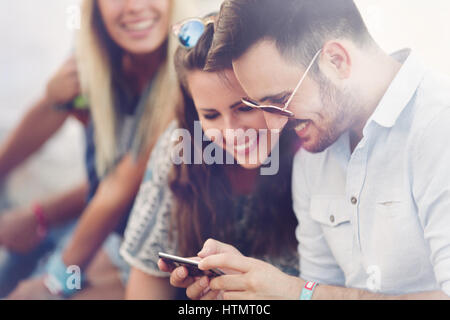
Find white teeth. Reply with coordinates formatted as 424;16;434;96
125;20;154;31
234;135;258;153
295;121;308;131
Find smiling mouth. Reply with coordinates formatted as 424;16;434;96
295;121;309;131
233;133;260;156
285;118;310;131
123;19;157;32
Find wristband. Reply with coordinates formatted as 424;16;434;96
32;203;48;239
44;253;86;298
300;281;318;300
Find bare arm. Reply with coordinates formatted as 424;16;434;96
61;152;150;270
313;283;450;300
38;181;89;227
189;240;450;300
0;96;69;180
0;181;89;253
0;56;80;180
126;267;176;300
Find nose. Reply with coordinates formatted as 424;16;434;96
124;0;147;13
263;112;289;131
223;116;247;144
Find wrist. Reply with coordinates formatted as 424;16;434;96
31;203;49;239
44;253;86;298
299;280;319;300
287;276;306;300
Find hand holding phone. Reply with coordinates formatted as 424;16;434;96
158;252;225;278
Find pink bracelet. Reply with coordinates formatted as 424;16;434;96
32;203;48;239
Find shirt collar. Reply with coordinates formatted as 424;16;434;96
367;49;426;129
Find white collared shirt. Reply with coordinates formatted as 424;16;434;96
293;49;450;296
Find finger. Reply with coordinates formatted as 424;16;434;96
158;259;174;273
186;276;209;300
188;256;201;262
200;289;220;301
199;253;254;273
209;274;248;292
198;239;243;258
170;266;195;289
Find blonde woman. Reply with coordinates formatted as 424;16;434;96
7;0;193;300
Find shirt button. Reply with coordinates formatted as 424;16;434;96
329;215;335;223
351;197;358;205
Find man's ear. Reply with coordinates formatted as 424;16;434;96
319;41;352;81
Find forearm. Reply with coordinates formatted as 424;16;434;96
38;181;89;227
61;186;135;270
286;275;449;300
61;154;149;270
126;268;176;300
313;283;450;300
0;95;68;179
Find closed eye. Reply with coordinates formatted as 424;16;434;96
203;112;220;120
269;93;291;106
237;105;255;112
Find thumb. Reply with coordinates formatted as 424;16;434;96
197;239;242;258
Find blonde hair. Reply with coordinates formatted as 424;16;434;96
77;0;195;176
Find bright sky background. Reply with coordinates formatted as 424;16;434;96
355;0;450;75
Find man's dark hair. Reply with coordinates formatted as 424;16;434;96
206;0;374;72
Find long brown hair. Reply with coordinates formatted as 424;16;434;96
169;21;299;258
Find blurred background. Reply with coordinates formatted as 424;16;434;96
0;0;449;209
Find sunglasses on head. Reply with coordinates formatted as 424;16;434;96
172;16;215;49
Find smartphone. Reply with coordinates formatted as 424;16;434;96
159;252;225;278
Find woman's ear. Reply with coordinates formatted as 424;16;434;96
319;41;352;81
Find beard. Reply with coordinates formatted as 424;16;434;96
301;72;361;153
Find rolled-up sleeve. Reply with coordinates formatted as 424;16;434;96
292;150;346;286
412;108;450;296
